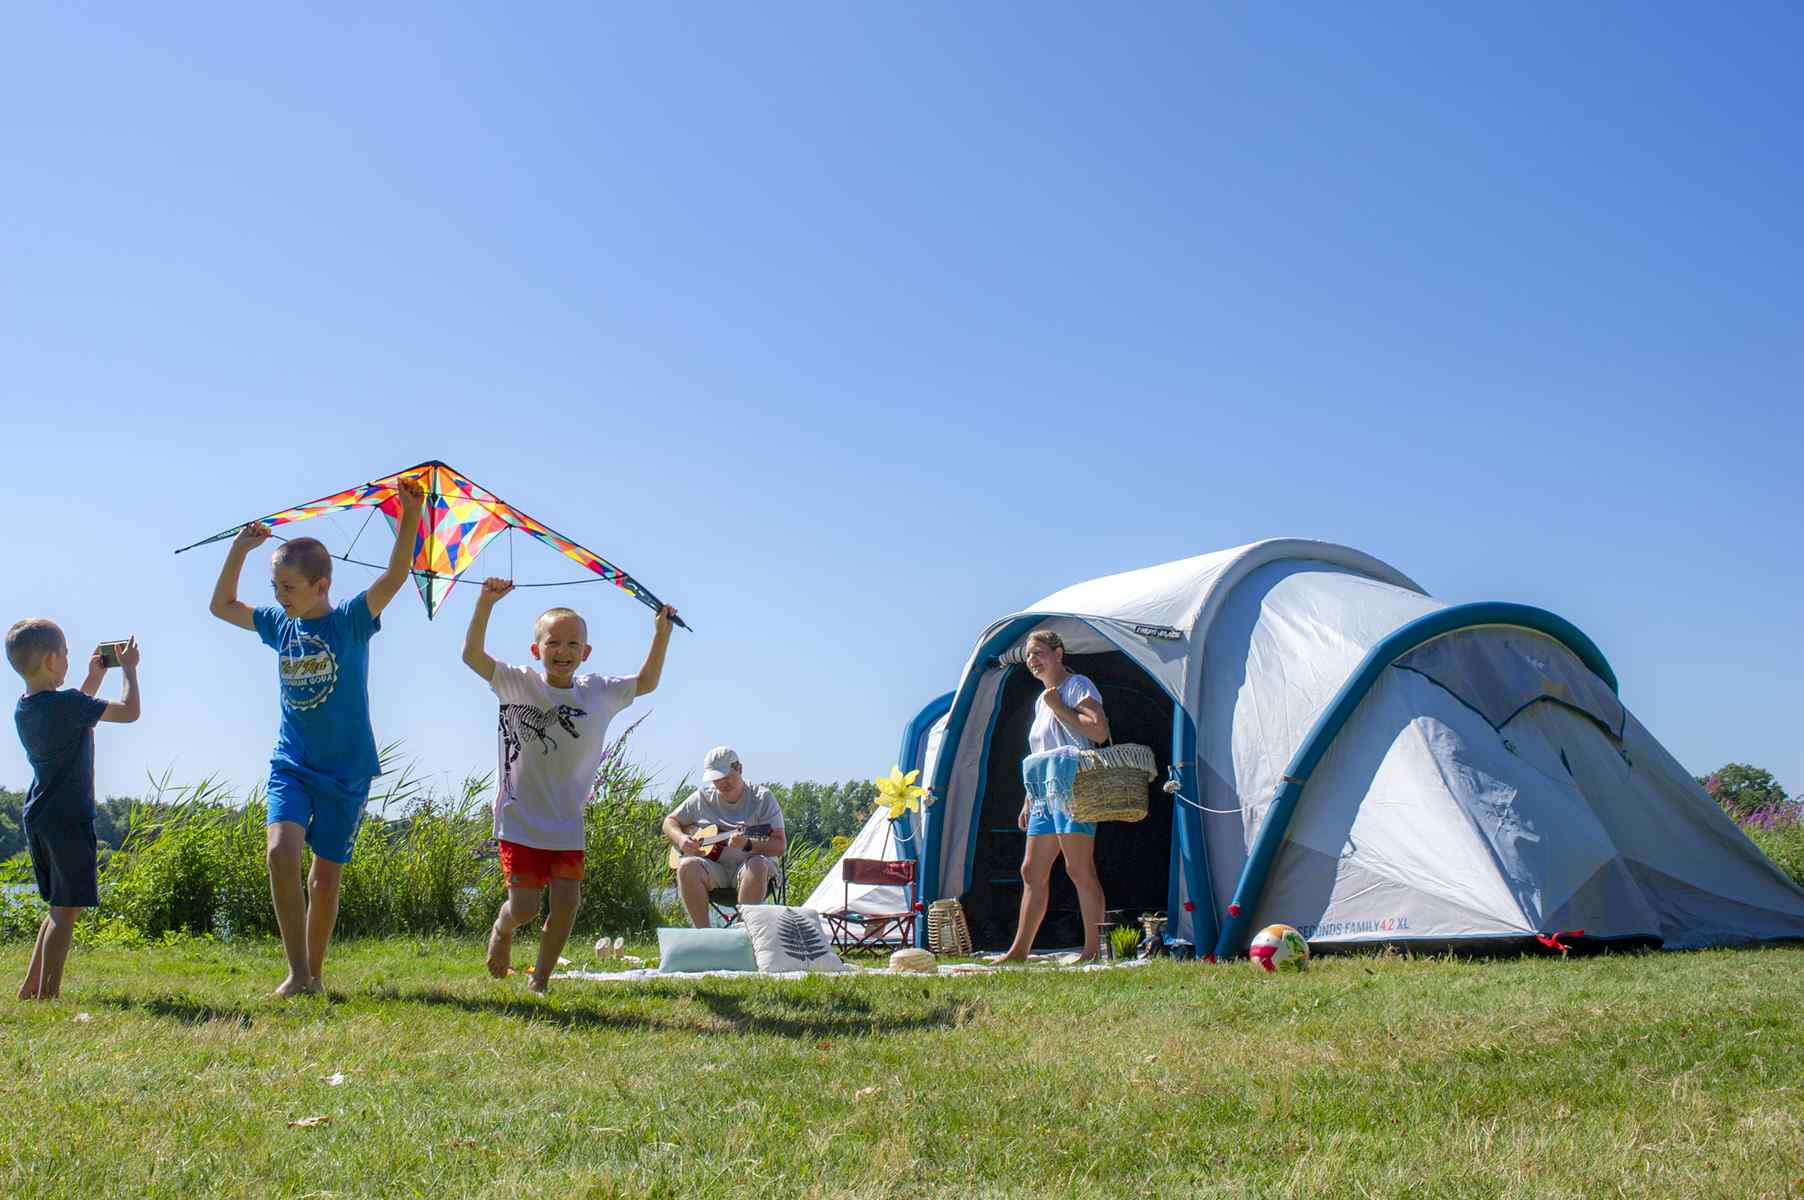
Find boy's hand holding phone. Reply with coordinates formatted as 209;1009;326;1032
95;638;139;670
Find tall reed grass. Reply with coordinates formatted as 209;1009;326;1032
1;722;675;944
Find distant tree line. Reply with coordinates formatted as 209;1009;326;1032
764;778;880;847
0;787;135;866
1696;763;1793;822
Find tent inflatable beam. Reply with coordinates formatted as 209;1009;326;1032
895;692;955;870
1210;601;1619;960
1169;705;1219;950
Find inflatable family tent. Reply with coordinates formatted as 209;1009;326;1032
806;539;1804;958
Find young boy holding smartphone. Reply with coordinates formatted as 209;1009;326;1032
7;622;141;999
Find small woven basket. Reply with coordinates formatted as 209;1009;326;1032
1069;743;1157;823
926;899;973;956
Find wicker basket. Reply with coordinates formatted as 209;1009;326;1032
926;899;973;956
1069;743;1158;823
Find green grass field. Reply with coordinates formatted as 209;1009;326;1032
3;937;1802;1199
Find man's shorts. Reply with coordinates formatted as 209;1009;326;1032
685;853;780;894
266;764;373;864
498;840;585;889
1025;797;1097;839
26;818;99;908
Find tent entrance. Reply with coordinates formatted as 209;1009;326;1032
962;651;1176;951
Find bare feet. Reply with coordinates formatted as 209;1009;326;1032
526;969;550;995
273;973;319;998
486;921;514;979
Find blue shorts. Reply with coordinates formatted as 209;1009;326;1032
1025;798;1097;838
267;764;372;864
27;817;99;908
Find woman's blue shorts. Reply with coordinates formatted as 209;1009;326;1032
1025;797;1096;838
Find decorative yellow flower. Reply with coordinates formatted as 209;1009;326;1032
875;765;930;820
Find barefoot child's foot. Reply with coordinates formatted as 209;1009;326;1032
486;921;514;979
526;968;550;994
273;973;313;998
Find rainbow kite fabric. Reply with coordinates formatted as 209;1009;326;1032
175;460;687;626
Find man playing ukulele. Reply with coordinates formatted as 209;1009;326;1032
662;747;787;927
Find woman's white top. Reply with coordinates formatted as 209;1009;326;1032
1027;672;1103;755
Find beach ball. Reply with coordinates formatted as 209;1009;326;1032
1248;924;1310;972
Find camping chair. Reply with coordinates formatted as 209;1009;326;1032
699;846;790;928
822;858;918;953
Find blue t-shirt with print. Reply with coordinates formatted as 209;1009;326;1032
254;592;382;784
14;689;110;828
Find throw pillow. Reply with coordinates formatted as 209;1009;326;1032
737;905;850;974
655;926;758;974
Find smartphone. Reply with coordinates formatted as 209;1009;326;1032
96;640;130;668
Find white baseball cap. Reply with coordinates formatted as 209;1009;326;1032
702;746;741;783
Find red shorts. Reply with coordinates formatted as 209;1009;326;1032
497;840;585;889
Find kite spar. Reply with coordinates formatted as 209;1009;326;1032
174;460;690;629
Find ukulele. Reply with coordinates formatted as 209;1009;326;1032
667;823;775;871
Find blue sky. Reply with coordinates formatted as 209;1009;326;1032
4;4;1799;807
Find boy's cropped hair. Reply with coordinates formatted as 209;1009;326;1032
272;537;334;584
535;607;587;641
6;618;65;678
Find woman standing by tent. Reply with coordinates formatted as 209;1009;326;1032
998;630;1111;963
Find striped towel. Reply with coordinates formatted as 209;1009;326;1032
1021;746;1084;818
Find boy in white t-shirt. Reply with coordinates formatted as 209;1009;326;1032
462;577;677;991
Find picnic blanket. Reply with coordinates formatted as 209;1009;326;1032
554;956;1150;983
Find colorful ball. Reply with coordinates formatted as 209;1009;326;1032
1248;924;1310;972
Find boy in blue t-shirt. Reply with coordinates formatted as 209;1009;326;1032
7;620;141;1000
209;476;424;997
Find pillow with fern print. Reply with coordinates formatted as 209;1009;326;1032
737;905;850;974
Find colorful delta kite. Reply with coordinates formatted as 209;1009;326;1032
175;460;688;627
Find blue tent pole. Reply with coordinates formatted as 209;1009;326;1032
893;692;954;869
1168;705;1218;952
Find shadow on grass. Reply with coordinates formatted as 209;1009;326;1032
392;983;984;1039
88;980;984;1040
94;985;365;1026
95;994;266;1027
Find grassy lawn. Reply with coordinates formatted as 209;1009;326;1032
2;937;1802;1199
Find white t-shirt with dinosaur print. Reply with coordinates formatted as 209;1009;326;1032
490;661;637;851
